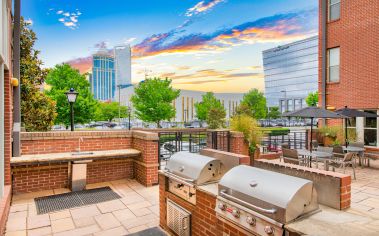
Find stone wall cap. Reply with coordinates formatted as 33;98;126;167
21;131;133;140
11;149;141;165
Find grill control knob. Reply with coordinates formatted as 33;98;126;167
218;203;226;211
246;216;256;226
264;226;274;235
231;209;240;218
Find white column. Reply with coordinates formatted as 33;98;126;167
356;117;364;143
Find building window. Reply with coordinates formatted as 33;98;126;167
280;100;286;113
346;117;356;142
329;0;340;21
294;99;302;110
364;110;377;146
287;99;294;112
327;47;340;82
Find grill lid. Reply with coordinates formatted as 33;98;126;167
218;165;318;223
165;152;221;185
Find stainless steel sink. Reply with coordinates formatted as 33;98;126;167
71;152;94;156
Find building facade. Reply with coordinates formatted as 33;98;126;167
114;45;132;87
118;86;244;122
319;0;379;147
0;0;13;233
91;52;116;101
263;36;318;113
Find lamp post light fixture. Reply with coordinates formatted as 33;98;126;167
128;104;132;130
65;88;79;131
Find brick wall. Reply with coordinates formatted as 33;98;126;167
229;131;250;156
255;159;351;210
12;130;159;193
87;159;134;184
319;0;379;110
159;174;249;236
12;163;69;194
21;131;133;155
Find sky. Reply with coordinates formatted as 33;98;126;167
22;0;318;93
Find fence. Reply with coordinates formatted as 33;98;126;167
261;130;309;152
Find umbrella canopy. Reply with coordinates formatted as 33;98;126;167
282;107;345;152
335;106;379;147
335;106;378;118
283;106;345;119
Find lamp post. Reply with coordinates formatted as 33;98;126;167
128;104;132;130
117;85;121;126
65;88;79;131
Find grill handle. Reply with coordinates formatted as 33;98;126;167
164;171;195;187
220;190;277;214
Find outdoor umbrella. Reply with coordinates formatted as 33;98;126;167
282;106;346;151
335;106;379;147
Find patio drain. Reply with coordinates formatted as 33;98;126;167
35;187;121;214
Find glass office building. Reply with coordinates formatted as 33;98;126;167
91;52;116;101
263;36;318;113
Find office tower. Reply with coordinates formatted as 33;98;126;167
91;51;116;101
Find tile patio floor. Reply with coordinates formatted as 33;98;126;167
5;179;163;236
5;160;379;236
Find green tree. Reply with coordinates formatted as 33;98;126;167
207;108;226;129
306;91;319;106
267;106;281;119
95;102;129;122
131;78;180;127
235;103;253;117
45;64;98;127
241;89;267;119
20;17;57;131
195;92;224;122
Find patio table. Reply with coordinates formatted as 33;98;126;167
297;149;333;170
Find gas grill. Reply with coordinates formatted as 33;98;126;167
163;152;224;204
216;165;319;236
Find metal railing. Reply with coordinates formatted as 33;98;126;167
208;130;231;152
261;130;308;152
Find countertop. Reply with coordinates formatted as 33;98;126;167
285;205;379;235
11;149;141;165
198;183;218;197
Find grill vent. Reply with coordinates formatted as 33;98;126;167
167;199;191;236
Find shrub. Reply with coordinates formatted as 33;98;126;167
230;114;262;153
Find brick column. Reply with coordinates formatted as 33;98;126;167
229;131;249;156
132;131;159;186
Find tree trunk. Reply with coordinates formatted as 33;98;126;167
157;121;161;128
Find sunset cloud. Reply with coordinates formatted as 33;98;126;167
132;8;317;58
186;0;226;17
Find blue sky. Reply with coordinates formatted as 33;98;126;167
22;0;318;93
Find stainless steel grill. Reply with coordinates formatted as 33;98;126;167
216;165;319;235
163;152;224;205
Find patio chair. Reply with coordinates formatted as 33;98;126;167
281;143;289;149
311;140;319;151
330;152;356;179
349;142;367;165
332;145;345;159
282;148;306;166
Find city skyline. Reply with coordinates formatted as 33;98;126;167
22;0;318;93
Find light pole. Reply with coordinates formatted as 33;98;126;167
128;104;132;130
65;88;79;131
117;85;121;126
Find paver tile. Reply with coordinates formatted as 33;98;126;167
53;224;101;236
8;211;27;219
127;225;148;234
120;194;145;205
93;226;128;236
112;209;136;222
10;204;28;213
51;218;75;233
28;226;52;236
94;213;121;230
126;201;152;210
5;231;26;236
70;205;101;219
53;189;70;195
49;210;71;221
148;205;159;215
73;217;96;228
6;216;26;231
130;207;152;217
121;214;156;229
97;200;126;213
27;214;51;229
